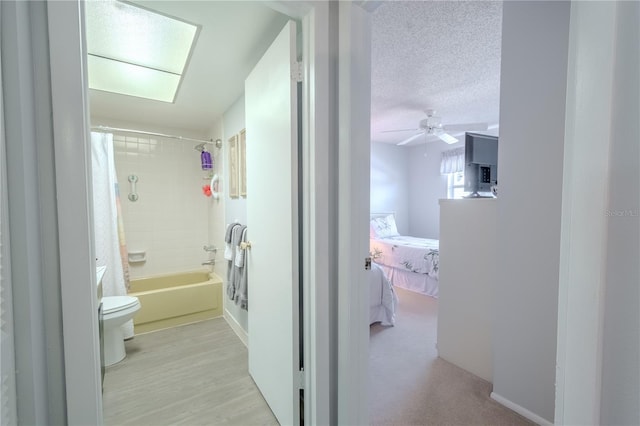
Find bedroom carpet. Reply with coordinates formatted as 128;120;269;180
369;287;534;426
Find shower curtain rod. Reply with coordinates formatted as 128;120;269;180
91;125;218;145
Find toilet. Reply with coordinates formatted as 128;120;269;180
102;296;141;366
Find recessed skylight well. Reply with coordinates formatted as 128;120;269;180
85;0;200;103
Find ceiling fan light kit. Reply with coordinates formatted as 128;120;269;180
439;133;459;144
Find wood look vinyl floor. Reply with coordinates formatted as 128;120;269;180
102;318;278;426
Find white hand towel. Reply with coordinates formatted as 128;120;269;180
224;243;233;260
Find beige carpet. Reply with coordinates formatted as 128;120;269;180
369;287;534;426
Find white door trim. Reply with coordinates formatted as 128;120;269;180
264;2;335;424
337;3;372;425
299;3;333;425
555;1;618;424
47;1;103;424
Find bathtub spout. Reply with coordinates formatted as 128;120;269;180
201;260;215;266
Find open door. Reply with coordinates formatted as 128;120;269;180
245;20;301;425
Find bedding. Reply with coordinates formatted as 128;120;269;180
369;263;398;326
370;235;439;279
369;212;440;297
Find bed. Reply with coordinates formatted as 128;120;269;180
369;212;440;298
369;262;398;326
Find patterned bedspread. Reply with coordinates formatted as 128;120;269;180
370;236;439;280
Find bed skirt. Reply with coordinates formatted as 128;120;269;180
377;264;439;298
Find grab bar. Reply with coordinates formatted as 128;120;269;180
128;175;139;202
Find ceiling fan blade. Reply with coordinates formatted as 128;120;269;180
442;122;489;132
381;128;421;133
397;132;425;146
438;132;459;144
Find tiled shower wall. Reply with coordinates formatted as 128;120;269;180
113;133;210;279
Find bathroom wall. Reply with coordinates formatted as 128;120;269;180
92;118;212;279
221;95;249;335
223;96;248;226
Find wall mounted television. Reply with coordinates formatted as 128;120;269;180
464;132;498;198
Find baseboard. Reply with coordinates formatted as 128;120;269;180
223;309;248;347
490;392;553;425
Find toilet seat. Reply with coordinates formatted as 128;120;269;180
103;296;139;315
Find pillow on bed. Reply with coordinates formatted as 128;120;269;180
370;214;400;238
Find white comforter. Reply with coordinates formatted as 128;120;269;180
370;236;440;280
369;263;398;326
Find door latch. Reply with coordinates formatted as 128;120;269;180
365;257;372;270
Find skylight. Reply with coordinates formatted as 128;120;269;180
85;1;199;103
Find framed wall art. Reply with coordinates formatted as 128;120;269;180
228;134;239;198
239;129;246;197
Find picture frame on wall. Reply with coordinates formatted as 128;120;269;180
228;134;239;198
239;129;247;197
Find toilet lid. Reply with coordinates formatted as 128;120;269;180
102;296;139;314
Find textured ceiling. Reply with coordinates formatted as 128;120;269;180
89;1;502;143
371;1;503;145
89;1;288;135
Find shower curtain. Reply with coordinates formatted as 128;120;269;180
91;132;133;339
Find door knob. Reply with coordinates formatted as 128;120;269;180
240;241;252;250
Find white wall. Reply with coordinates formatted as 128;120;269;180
407;140;462;239
370;142;409;234
599;2;640;424
438;199;496;382
492;1;570;423
222;95;248;333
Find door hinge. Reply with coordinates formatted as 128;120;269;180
365;257;372;271
291;61;303;83
298;368;305;389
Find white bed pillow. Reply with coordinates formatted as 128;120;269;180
370;214;400;238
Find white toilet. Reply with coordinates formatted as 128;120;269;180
102;296;141;366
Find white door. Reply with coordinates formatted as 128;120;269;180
245;20;300;426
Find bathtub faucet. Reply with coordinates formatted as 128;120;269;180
203;245;217;253
201;259;215;266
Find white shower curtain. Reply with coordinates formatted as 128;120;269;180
91;132;133;339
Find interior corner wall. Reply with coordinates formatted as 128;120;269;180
600;1;640;424
407;141;462;239
493;1;570;423
206;118;226;282
370;142;409;234
222;95;248;332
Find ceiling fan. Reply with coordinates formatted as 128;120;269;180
383;109;489;146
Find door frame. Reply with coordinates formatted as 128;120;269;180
336;3;372;426
42;0;334;424
8;1;372;424
337;2;624;425
47;1;103;423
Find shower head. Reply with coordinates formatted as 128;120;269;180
194;139;222;152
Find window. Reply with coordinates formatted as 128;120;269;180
448;172;466;199
441;147;466;199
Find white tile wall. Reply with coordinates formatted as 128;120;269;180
113;133;211;279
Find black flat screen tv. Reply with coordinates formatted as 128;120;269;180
464;132;498;197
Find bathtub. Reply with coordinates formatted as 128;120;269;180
129;270;222;334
